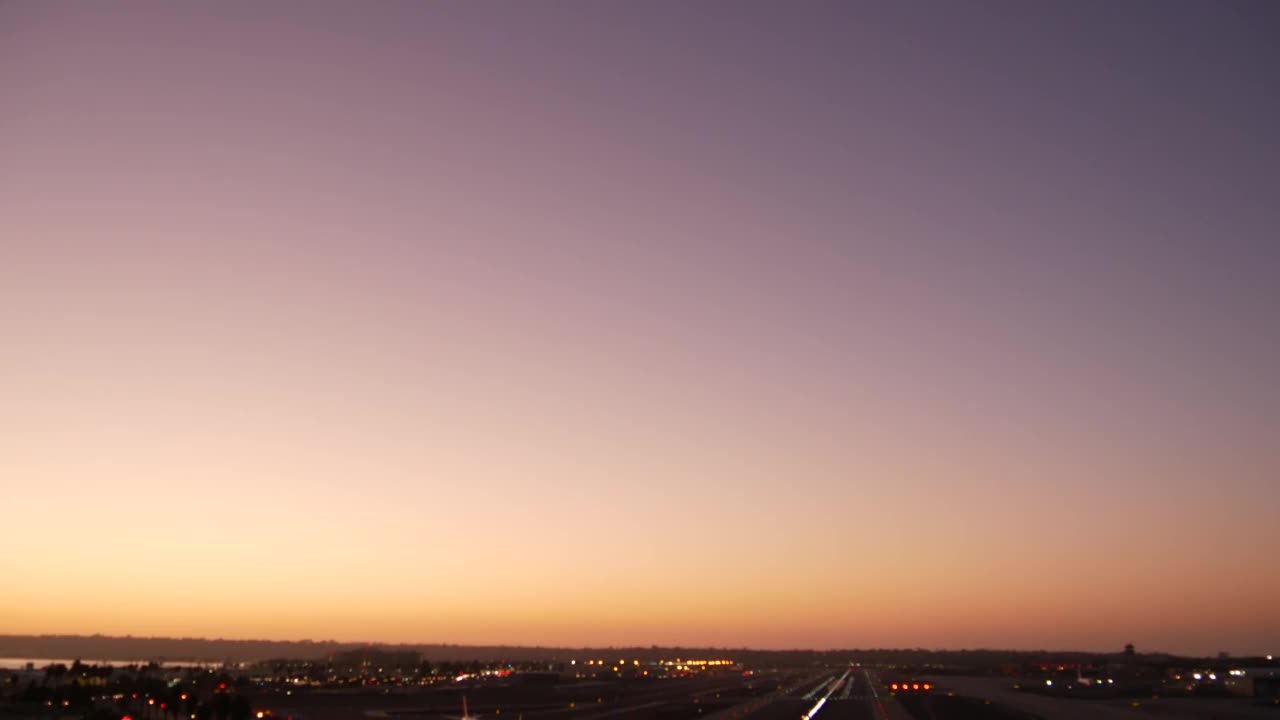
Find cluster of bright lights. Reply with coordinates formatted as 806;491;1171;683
889;683;930;691
575;658;732;672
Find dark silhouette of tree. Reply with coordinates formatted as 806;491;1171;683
23;679;44;702
45;663;69;687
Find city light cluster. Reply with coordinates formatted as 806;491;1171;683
574;659;734;671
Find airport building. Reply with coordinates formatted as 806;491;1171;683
1224;667;1280;699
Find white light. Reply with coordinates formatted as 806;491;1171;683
1045;680;1052;686
1269;656;1274;661
1208;674;1216;681
1193;673;1202;680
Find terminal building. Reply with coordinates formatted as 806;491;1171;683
1224;667;1280;699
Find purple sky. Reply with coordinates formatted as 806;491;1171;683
2;2;1278;654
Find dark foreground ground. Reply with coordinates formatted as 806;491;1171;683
245;670;1280;720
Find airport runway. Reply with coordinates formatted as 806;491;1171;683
921;675;1280;720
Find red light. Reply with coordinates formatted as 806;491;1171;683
218;684;226;691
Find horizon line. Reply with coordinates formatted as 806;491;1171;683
0;632;1226;659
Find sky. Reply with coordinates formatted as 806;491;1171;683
2;1;1278;657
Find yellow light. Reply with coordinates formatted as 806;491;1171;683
923;684;931;691
912;684;919;691
257;714;265;719
181;695;188;701
891;684;898;690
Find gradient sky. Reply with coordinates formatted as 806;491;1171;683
2;1;1279;656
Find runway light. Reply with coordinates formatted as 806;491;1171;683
923;684;930;691
891;684;898;691
1045;680;1053;686
912;684;919;691
257;713;265;719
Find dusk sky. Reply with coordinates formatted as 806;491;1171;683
2;2;1278;656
